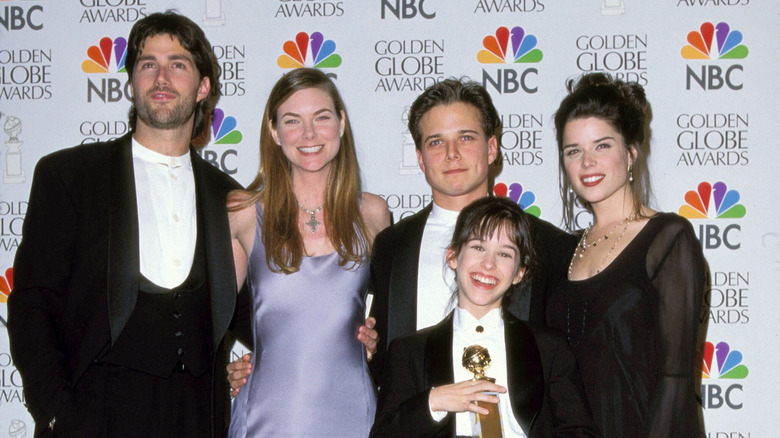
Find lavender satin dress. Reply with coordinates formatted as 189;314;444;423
228;204;376;437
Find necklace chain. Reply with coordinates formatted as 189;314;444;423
297;201;323;233
578;216;630;250
568;215;635;279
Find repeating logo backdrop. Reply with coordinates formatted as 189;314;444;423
1;1;778;436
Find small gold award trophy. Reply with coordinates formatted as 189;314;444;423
462;345;503;438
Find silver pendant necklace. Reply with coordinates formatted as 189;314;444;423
297;201;323;233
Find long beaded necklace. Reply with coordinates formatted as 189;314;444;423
568;215;634;278
297;201;323;233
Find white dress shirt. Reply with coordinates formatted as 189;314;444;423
132;138;197;288
416;203;459;330
430;307;527;437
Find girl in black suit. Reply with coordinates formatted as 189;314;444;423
371;196;598;438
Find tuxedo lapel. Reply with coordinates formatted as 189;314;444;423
386;204;432;343
191;152;237;346
505;316;544;434
107;134;140;344
424;313;455;387
423;314;457;437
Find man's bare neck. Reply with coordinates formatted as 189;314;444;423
132;124;192;156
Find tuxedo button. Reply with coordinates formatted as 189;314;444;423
475;325;484;333
177;348;184;356
173;311;182;319
175;331;183;337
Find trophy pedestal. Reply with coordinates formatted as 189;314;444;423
399;132;421;175
202;0;225;25
472;397;503;437
4;140;25;184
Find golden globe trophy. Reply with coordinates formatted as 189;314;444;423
462;345;503;438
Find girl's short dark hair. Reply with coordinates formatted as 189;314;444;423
448;196;536;312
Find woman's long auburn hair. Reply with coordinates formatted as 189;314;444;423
230;68;369;274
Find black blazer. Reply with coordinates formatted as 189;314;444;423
7;134;240;437
369;202;577;377
370;312;598;437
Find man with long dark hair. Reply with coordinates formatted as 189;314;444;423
8;11;242;437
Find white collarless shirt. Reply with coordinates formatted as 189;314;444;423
416;203;460;330
131;138;197;288
447;307;527;437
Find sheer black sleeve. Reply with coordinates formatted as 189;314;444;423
645;215;705;437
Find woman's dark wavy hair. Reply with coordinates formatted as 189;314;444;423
447;196;536;314
553;72;651;231
125;10;220;144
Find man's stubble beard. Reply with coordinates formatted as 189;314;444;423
134;87;199;131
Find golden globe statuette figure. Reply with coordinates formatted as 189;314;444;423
462;345;503;438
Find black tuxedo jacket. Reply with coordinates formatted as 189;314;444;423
369;202;577;377
7;134;240;437
370;313;598;437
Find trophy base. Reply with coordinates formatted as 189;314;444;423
202;15;225;26
471;399;503;438
3;171;25;184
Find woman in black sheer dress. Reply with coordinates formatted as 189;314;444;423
546;73;706;437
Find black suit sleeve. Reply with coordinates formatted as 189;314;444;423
367;225;396;380
228;281;253;347
7;156;79;426
528;218;577;325
646;217;705;437
370;337;448;438
505;217;576;324
534;328;600;438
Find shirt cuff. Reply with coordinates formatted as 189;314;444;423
428;388;447;422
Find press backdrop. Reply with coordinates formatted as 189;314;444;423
1;1;778;436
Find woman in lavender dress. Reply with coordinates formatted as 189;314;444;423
227;68;390;437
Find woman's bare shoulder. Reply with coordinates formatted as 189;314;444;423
228;192;259;237
360;192;391;237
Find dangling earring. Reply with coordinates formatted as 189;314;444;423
628;164;634;183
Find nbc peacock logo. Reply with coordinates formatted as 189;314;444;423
701;341;749;380
211;108;242;145
1;267;12;328
678;181;746;219
81;37;127;73
681;22;748;60
493;182;541;218
680;181;744;250
477;26;542;64
700;340;747;410
477;26;541;94
277;31;342;69
681;22;747;91
0;267;11;304
199;107;242;175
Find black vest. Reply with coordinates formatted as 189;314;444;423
103;226;212;377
